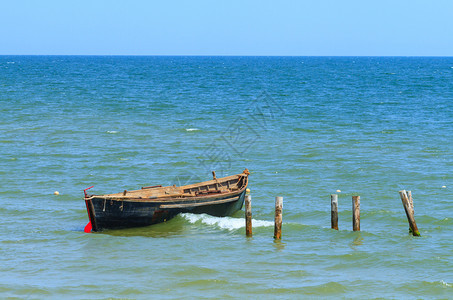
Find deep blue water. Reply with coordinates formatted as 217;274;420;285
1;56;452;298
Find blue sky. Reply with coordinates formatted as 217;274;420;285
1;0;452;56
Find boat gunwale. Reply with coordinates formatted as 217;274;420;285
85;172;248;203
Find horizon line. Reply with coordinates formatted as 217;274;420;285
1;54;452;58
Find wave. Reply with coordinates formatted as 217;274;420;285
180;213;273;231
185;128;200;132
440;280;452;287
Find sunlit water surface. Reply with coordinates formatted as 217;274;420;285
1;56;452;299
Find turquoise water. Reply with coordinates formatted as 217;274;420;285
1;56;452;299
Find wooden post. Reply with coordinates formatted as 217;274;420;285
331;194;338;230
245;194;252;237
274;196;283;239
399;190;420;236
406;190;414;216
352;196;360;231
406;190;414;234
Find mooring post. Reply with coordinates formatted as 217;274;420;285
399;190;420;236
274;196;283;239
245;194;252;237
406;190;414;216
406;190;414;234
352;196;360;231
331;194;338;230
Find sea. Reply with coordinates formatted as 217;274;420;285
0;56;452;299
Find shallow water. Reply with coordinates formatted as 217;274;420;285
1;56;452;298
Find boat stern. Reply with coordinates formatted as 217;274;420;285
83;186;97;232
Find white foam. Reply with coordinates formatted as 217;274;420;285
185;128;199;132
107;130;119;134
180;213;273;231
440;280;452;287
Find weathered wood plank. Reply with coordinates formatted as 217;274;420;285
159;196;239;209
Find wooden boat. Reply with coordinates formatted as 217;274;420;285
84;169;250;232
